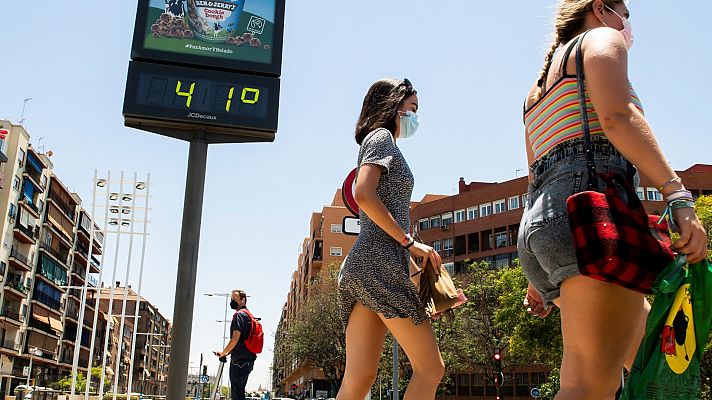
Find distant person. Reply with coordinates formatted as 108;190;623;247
518;1;707;398
216;290;257;400
337;78;444;400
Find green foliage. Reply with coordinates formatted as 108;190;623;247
54;372;86;391
102;395;139;400
282;262;346;389
538;367;561;400
695;195;712;261
433;260;562;382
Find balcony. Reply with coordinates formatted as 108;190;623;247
8;246;32;272
23;168;45;193
4;273;28;297
0;340;20;351
47;191;77;222
13;220;37;244
18;197;41;219
40;243;70;267
32;292;63;313
1;306;24;324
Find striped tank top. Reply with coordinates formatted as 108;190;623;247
524;76;644;161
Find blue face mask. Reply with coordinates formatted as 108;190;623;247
399;111;420;139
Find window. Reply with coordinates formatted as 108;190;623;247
479;203;493;217
647;188;663;201
418;218;429;231
18;149;25;166
467;206;478;220
8;203;16;219
636;187;645;200
441;212;453;226
12;176;20;191
509;196;520;210
432;240;442;252
330;224;342;234
443;238;453;251
37;200;44;213
495;232;508;248
41;174;47;188
494;199;506;214
329;247;342;257
430;216;441;229
522;193;528;205
443;262;455;276
454;209;466;223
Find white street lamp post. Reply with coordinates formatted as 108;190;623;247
205;292;231;398
26;347;42;387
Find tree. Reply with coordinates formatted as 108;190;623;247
695;196;712;398
283;262;346;393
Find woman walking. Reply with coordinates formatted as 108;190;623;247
518;1;708;398
337;78;444;400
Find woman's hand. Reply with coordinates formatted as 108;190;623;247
524;282;551;318
408;241;442;275
671;208;708;264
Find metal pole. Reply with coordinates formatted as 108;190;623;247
392;339;399;400
127;173;151;396
26;350;33;387
165;138;209;400
86;170;112;399
113;173;139;400
222;295;229;397
100;172;125;398
71;170;100;395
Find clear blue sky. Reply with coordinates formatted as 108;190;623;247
2;0;710;392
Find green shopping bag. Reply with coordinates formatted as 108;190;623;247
621;256;712;399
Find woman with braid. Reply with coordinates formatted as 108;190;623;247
518;1;707;398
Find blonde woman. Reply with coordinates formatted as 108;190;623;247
518;1;707;398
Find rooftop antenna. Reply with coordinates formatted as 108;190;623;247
36;136;46;153
19;98;33;127
515;168;524;178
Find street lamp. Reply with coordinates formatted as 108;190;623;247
204;292;231;398
26;346;42;387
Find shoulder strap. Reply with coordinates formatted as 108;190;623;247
560;36;580;75
574;30;598;191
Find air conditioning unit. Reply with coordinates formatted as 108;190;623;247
440;224;449;231
18;161;24;168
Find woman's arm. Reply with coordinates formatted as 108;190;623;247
355;164;442;270
583;28;707;263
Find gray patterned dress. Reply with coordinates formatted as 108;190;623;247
338;128;427;329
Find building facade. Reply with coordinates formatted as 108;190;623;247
411;164;712;399
0;121;170;397
274;189;356;398
0;121;108;395
97;286;171;397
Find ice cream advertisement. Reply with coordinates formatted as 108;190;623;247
142;0;277;65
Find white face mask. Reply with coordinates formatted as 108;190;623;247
604;5;634;50
398;111;420;139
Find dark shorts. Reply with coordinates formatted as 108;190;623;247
517;139;637;306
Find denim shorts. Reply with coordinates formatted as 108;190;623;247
517;139;638;306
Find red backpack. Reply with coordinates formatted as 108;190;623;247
238;309;264;354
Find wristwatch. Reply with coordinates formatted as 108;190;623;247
401;234;415;249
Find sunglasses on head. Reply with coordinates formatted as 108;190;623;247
399;78;415;96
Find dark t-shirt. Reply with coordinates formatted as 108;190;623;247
230;306;257;361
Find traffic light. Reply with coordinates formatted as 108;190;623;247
202;365;207;376
493;349;501;362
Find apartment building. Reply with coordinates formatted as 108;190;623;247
274;189;356;398
0;120;110;395
97;286;171;397
412;164;712;399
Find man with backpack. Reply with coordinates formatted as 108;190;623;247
215;289;263;400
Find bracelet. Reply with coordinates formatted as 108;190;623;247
669;199;695;211
665;190;693;203
404;239;415;249
657;176;682;192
